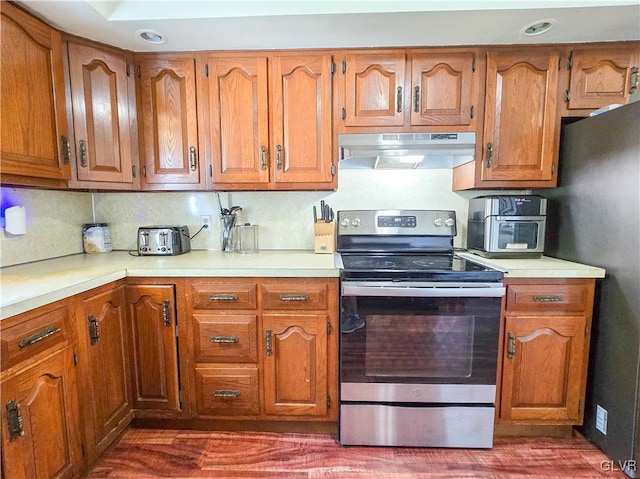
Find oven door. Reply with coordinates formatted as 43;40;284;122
340;281;504;404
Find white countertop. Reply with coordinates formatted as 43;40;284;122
456;251;606;279
1;249;605;320
0;250;339;320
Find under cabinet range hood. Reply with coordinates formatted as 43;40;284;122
338;132;476;169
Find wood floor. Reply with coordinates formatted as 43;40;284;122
85;429;630;478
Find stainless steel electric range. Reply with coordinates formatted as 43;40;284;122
337;209;505;448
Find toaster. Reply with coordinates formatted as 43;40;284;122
137;226;191;256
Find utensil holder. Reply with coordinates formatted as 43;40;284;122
314;222;335;254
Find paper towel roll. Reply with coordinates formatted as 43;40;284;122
5;206;26;235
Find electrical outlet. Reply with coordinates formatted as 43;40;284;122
596;404;608;435
200;215;212;231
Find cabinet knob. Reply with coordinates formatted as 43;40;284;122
485;143;493;168
260;145;267;171
5;400;24;442
396;86;403;113
413;86;420;113
79;139;88;167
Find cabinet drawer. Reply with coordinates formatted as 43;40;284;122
191;281;257;310
193;313;257;363
261;282;328;310
1;302;72;371
506;283;591;313
195;366;259;416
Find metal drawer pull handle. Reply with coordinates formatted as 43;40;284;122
189;146;197;171
396;86;403;113
279;294;309;301
88;314;100;345
507;331;516;359
213;390;241;398
79;139;88;167
413;86;420;113
630;66;638;94
266;328;272;356
533;295;565;303
6;400;24;442
211;336;239;343
260;145;267;170
276;145;283;170
209;294;238;301
18;325;60;348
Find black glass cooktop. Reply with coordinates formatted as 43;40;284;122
339;253;504;282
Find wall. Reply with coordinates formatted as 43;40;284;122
0;187;93;267
1;169;521;267
96;169;486;253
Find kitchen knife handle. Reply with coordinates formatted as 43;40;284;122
507;331;516;359
189;146;197;171
413;86;420;113
396;86;403;113
276;145;283;170
260;146;267;170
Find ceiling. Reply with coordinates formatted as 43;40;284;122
16;0;640;52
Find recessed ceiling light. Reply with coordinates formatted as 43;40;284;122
136;29;166;45
523;20;554;36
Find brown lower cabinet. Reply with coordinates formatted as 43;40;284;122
186;277;338;422
498;278;595;425
125;280;187;418
73;281;133;463
0;300;83;479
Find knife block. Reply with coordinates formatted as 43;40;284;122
314;222;335;254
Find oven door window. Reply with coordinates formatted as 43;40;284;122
496;221;538;249
340;296;500;385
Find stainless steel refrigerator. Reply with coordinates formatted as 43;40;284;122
542;101;640;478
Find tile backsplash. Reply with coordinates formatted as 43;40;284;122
1;170;522;267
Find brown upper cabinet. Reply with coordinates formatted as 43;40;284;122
0;2;71;187
136;55;207;190
66;41;138;189
200;53;335;190
563;45;639;114
454;49;560;190
338;49;481;131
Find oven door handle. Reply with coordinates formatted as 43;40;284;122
342;282;505;298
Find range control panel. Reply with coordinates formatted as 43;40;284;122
337;210;456;236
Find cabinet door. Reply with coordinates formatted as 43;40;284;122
567;47;639;110
270;54;333;185
0;3;71;183
75;284;132;463
262;313;328;416
482;50;559;184
1;347;82;479
137;56;204;189
67;42;134;185
410;51;477;127
343;52;406;127
206;56;270;185
501;315;587;423
125;284;181;412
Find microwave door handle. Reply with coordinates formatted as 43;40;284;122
342;283;505;298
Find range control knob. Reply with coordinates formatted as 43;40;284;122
444;218;455;227
351;218;361;227
340;218;351;227
433;217;444;227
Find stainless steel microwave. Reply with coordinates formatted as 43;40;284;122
466;195;547;258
